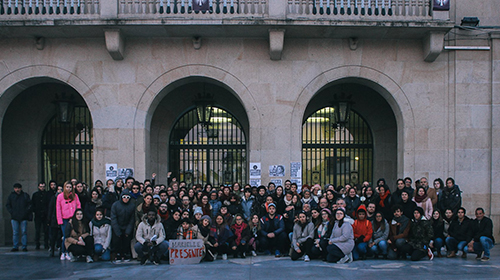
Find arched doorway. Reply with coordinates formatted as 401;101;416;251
169;107;246;186
302;108;373;187
42;106;93;185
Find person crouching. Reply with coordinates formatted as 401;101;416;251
135;208;168;265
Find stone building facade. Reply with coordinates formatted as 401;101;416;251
0;0;499;243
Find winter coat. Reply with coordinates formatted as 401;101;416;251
260;214;285;237
110;197;135;236
136;213;166;245
177;224;201;240
209;200;222;217
472;216;495;243
56;193;81;225
292;221;315;251
230;223;251;246
163;216;182;240
6;190;32;221
32;190;49;218
102;191;120;217
408;218;434;252
400;200;417;220
449;216;473;243
329;220;355;255
240;196;255;221
47;193;60;228
90;218;112;250
431;219;445;240
64;219;90;250
352;206;373;243
438;185;462;214
84;199;102;221
413;197;433;220
345;196;361;218
370;219;389;245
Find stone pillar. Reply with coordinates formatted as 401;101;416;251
490;33;500;241
100;0;118;18
268;0;287;18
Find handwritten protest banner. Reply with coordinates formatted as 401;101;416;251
169;239;205;265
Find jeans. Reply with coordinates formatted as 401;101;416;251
352;242;368;260
34;215;49;248
11;220;28;249
134;241;169;259
446;237;467;253
464;236;494;258
94;244;111;261
61;219;70;253
433;238;444;252
370;240;388;256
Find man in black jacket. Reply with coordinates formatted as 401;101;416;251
6;183;32;252
110;189;135;263
32;182;50;250
465;207;495;261
446;207;472;258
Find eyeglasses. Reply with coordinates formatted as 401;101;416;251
122;195;131;199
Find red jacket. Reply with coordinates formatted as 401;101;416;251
352;205;373;242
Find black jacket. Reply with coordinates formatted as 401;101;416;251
472;217;495;243
32;190;50;218
110;199;135;236
438;185;462;214
6;190;32;221
449;216;473;243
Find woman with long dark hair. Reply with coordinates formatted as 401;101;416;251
326;208;354;263
65;208;94;263
368;211;389;258
211;214;234;260
56;181;81;260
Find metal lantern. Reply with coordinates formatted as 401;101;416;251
332;93;353;127
194;91;214;129
54;93;74;123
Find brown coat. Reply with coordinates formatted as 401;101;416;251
64;220;90;250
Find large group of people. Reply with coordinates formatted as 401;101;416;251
6;175;495;265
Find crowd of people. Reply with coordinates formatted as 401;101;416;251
5;175;495;265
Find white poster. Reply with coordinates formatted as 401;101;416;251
269;165;285;177
117;168;134;181
290;162;302;178
250;179;261;187
249;162;261;178
105;164;118;181
169;239;205;265
270;179;283;187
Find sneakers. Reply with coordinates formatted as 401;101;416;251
337;255;350;264
481;256;490;261
69;252;77;262
476;252;483;260
60;253;66;260
427;248;434;260
10;248;19;252
112;259;122;264
140;256;148;265
347;252;353;263
304;255;310;262
251;251;257;257
275;250;282;258
222;254;228;260
86;256;94;263
152;257;160;265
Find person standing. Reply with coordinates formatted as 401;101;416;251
110;189;136;263
32;182;50;250
56;181;81;260
6;183;32;252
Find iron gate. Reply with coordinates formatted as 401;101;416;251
169;107;247;187
302;107;373;188
42;106;93;185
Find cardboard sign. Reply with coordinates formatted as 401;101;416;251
169;239;205;265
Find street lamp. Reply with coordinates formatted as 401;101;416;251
332;93;353;127
54;92;74;123
194;91;214;130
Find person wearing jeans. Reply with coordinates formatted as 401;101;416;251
6;183;32;252
369;212;389;258
464;207;495;261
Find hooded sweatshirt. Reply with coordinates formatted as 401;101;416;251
352;205;373;243
136;213;166;245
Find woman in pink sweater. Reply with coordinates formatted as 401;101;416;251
56;181;81;260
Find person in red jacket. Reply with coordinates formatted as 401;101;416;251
352;205;373;260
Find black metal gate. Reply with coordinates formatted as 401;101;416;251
42;106;93;185
302;107;373;188
169;107;246;187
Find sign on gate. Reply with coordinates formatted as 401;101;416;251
169;239;205;265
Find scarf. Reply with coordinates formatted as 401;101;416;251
159;210;169;221
414;193;427;203
199;224;210;238
91;198;102;207
231;223;248;245
393;215;409;235
142;203;151;214
317;220;329;238
378;189;390;208
284;197;292;206
91;217;111;228
130;192;141;200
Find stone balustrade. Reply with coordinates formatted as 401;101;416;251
0;0;437;19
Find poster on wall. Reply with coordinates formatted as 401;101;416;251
250;179;261;187
290;162;302;178
249;162;261;178
117;168;134;181
269;165;285;177
291;179;302;192
270;179;283;187
433;0;449;10
105;164;118;181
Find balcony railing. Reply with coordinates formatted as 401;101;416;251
288;0;431;18
0;0;99;15
0;0;436;19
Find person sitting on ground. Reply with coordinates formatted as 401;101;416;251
352;205;373;260
326;208;355;263
230;214;251;258
211;214;234;260
464;207;495;261
89;208;111;261
291;211;315;262
310;208;333;260
446;207;472;258
199;215;216;262
401;207;434;261
247;214;261;257
65;208;94;263
388;205;410;260
135;208;168;265
430;209;445;257
366;202;377;222
177;217;200;240
259;203;287;257
368;211;389;259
